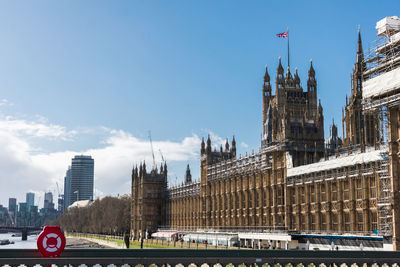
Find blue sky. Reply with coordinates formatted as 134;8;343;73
0;1;398;207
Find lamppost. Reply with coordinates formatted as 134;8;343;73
73;190;79;202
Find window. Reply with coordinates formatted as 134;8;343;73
269;188;273;207
291;188;297;205
371;212;378;231
265;188;270;206
321;214;327;231
357;212;364;232
277;186;283;205
321;183;326;202
343;180;350;200
310;185;315;203
311;213;316;231
332;212;339;231
344;212;351;232
236;193;239;209
301;215;305;230
356;179;363;199
331;181;337;201
370;177;377;198
255;191;259;207
301;186;305;204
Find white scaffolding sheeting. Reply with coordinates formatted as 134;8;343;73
376;32;400;53
376;16;400;36
363;67;400;99
238;232;291;241
287;148;387;177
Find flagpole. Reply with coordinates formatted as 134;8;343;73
287;27;290;69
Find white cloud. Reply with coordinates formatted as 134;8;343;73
0;99;13;107
240;142;249;148
0;115;204;208
0;115;76;140
0;129;53;206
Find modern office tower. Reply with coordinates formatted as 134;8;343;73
8;198;17;213
44;192;54;210
63;167;71;210
8;198;17;225
26;192;34;211
58;194;64;213
69;155;94;205
18;202;27;226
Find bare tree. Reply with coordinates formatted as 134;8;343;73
58;195;131;234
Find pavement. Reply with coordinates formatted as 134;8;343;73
66;236;124;249
66;237;107;248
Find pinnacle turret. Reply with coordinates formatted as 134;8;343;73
307;59;317;93
354;28;365;84
264;64;270;82
277;57;284;74
357;27;364;64
206;134;211;154
184;164;192;184
276;57;285;89
231;136;236;157
285;66;294;87
294;67;300;88
308;59;315;77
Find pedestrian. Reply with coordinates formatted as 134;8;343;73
124;232;130;249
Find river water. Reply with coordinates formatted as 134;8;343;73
0;233;38;249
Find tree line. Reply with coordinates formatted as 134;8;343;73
56;195;131;235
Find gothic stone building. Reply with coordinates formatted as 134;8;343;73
131;32;390;240
131;162;168;239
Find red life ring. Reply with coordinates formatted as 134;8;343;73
37;226;66;257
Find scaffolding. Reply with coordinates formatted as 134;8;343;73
377;159;392;235
169;181;200;199
363;16;400;110
206;149;274;182
376;108;391;236
362;16;400;237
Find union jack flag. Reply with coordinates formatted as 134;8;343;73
276;31;288;38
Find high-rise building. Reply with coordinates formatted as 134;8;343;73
18;202;28;226
58;194;64;213
69;155;94;205
63;167;71;210
44;192;54;210
8;198;17;226
8;198;17;213
26;192;34;211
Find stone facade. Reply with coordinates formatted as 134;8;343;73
131;162;168;239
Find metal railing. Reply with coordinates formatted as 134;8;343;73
1;249;400;266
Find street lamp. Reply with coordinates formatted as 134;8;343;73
73;190;79;202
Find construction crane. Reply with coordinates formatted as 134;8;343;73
159;149;165;163
148;130;156;170
56;182;61;197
